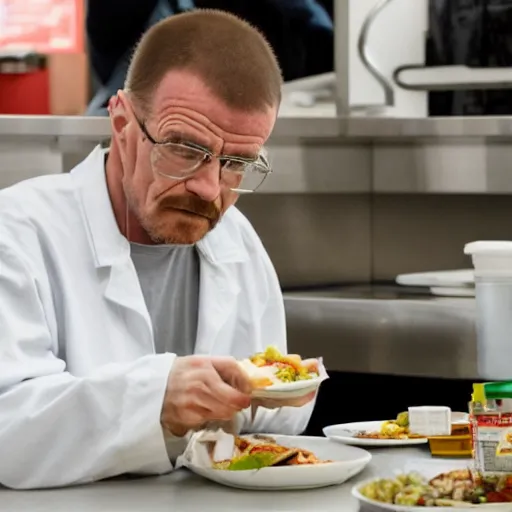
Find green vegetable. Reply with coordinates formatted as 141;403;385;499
226;452;277;471
396;411;409;427
275;366;312;382
276;367;296;382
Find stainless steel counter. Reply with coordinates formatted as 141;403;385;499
284;286;477;379
4;114;512;194
0;446;441;511
4;114;512;139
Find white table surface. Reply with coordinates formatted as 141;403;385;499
0;445;466;512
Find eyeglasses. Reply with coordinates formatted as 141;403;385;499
136;119;272;193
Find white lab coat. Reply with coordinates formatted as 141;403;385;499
0;146;314;489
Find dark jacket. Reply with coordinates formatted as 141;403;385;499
86;0;333;88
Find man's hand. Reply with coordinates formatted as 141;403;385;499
161;356;252;437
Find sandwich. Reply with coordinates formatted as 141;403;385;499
209;434;329;470
238;346;319;389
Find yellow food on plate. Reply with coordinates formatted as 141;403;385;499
355;412;425;440
238;346;320;389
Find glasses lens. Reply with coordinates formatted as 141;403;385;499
151;143;205;177
221;162;269;192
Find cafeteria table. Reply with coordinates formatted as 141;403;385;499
0;446;461;511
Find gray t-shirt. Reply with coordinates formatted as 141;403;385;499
130;242;200;356
130;242;200;462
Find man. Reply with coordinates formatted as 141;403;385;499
0;10;315;489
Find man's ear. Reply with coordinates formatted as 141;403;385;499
108;90;130;145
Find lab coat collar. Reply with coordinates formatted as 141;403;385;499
70;145;249;268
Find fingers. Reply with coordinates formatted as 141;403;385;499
203;365;251;410
178;367;250;419
169;400;234;433
163;407;210;436
163;356;253;435
210;356;253;395
196;385;247;419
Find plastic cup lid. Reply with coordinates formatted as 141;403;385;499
464;240;512;256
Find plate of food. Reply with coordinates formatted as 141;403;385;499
352;467;512;510
238;346;328;399
323;412;428;447
176;430;371;490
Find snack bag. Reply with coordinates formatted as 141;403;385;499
473;406;512;474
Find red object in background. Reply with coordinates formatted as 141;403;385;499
0;0;84;114
0;0;84;54
0;68;50;115
0;54;50;114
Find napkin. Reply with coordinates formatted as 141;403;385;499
176;429;236;469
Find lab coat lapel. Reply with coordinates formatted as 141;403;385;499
103;259;154;349
194;260;240;354
71;146;154;351
194;214;249;355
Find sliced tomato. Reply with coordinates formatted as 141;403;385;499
249;445;288;455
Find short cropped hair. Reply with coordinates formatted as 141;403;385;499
125;9;282;114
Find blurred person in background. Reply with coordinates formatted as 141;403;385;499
86;0;333;115
0;11;315;489
195;1;333;81
428;0;512;116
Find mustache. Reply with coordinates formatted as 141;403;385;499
158;195;220;221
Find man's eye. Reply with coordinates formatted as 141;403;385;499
223;160;246;172
167;145;202;160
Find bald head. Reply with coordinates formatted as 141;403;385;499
125;9;282;114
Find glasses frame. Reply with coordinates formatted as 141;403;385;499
136;118;272;194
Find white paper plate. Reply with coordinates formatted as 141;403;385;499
430;286;475;297
184;435;371;491
250;359;329;400
352;478;511;511
323;421;428;447
396;269;474;288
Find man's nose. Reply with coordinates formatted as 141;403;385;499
184;160;222;202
